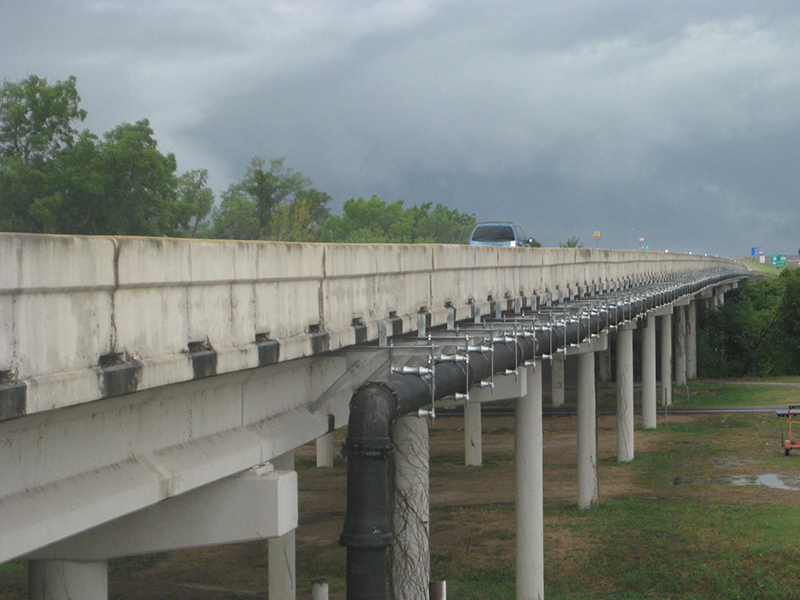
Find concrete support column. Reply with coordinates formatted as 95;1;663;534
551;353;565;408
312;580;329;600
516;362;544;600
717;291;725;306
687;301;697;380
660;313;673;406
577;352;598;509
29;560;108;600
269;450;296;600
641;315;657;430
316;432;334;468
616;328;634;463
597;348;612;383
674;306;687;387
464;402;482;466
391;413;430;600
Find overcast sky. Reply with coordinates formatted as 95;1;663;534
3;0;799;255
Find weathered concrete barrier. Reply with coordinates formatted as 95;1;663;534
0;233;739;417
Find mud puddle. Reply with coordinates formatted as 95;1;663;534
730;474;800;491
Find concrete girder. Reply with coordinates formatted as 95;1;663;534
566;331;609;355
467;370;527;403
26;467;296;560
0;353;364;563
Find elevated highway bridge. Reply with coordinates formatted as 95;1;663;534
0;233;746;599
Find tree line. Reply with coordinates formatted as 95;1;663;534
0;75;476;243
698;268;800;377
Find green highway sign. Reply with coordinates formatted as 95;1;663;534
770;254;787;267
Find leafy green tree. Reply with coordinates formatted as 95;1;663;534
778;269;800;370
320;196;476;244
172;169;214;238
0;75;215;237
0;75;89;232
698;271;800;377
269;188;332;242
211;191;261;240
30;119;180;236
23;130;102;233
0;75;86;167
97;120;178;235
408;202;477;243
321;196;413;243
214;157;330;240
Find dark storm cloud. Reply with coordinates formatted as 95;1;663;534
3;0;800;255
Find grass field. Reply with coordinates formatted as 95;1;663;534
430;408;800;600
735;258;799;277
679;380;800;407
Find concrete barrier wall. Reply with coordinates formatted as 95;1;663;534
0;233;740;417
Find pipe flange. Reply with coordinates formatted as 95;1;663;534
341;441;394;460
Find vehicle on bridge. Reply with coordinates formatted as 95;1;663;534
469;222;536;247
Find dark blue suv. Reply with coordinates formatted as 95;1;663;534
469;222;535;247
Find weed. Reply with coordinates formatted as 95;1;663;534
0;562;25;574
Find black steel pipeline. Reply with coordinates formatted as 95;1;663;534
341;270;744;600
340;335;533;600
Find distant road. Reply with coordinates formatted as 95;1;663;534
439;405;791;418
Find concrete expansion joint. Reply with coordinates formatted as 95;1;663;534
109;237;121;354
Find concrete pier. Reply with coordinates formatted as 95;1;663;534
597;348;612;383
616;327;635;462
316;432;335;468
642;315;657;429
674;305;687;387
551;353;565;407
660;312;673;406
687;301;697;380
516;362;544;600
577;351;598;509
464;402;483;466
391;413;430;600
269;451;296;600
29;560;107;600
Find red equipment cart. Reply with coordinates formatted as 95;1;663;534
776;405;800;456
